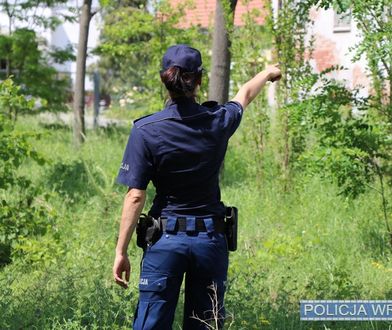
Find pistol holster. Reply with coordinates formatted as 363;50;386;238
225;206;238;252
136;214;162;250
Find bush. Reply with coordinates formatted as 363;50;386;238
0;79;55;266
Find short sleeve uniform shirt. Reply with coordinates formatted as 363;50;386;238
117;97;243;218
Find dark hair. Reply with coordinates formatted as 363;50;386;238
160;66;202;98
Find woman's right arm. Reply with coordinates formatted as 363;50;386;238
232;64;282;110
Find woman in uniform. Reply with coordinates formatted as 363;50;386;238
113;44;281;330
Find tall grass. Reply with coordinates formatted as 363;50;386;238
0;115;390;329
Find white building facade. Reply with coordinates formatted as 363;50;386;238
0;0;101;90
270;0;371;97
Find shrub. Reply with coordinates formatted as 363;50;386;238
0;79;55;266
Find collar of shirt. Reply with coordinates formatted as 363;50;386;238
164;97;206;119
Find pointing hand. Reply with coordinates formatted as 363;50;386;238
267;64;282;82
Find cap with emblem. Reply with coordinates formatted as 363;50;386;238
162;44;203;73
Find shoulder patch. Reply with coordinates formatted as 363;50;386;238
201;100;219;108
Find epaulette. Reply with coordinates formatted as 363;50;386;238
133;113;154;124
201;100;219;108
133;110;174;128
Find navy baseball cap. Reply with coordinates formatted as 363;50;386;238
162;44;203;73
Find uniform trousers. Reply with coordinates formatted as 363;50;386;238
133;218;229;330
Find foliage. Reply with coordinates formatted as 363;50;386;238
0;116;391;329
291;71;392;245
0;0;74;32
0;0;391;327
306;0;392;122
0;78;35;120
0;29;71;113
296;74;388;197
268;0;315;180
0;79;54;266
96;0;211;109
266;0;392;245
230;4;272;179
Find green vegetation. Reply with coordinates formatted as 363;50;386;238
1;0;391;328
96;0;211;110
0;0;74;113
0;112;390;329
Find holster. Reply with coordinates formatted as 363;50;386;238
225;206;238;252
136;214;162;250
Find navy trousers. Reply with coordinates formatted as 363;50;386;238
133;218;229;330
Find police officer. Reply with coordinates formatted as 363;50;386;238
113;44;281;329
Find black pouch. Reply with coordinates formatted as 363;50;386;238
136;214;162;250
225;207;238;252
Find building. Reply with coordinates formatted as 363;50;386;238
170;0;267;28
170;0;371;97
0;0;371;96
0;0;101;90
304;5;370;96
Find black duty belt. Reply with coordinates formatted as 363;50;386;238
159;217;226;233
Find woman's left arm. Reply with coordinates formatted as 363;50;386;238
113;188;146;288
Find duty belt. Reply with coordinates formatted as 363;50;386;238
159;217;226;233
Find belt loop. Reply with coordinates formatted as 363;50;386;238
186;217;196;232
166;217;177;232
203;218;214;233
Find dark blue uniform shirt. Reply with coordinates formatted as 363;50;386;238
117;97;243;218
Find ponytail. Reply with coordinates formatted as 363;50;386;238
160;67;202;98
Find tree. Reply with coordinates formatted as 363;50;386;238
269;0;392;248
230;5;272;180
305;0;392;122
295;72;392;248
299;0;392;248
73;0;95;145
96;1;210;109
0;1;76;114
0;0;71;33
0;29;71;114
0;79;53;266
268;0;314;185
208;0;238;104
0;0;73;76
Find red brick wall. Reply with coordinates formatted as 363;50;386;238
312;33;338;72
169;0;267;28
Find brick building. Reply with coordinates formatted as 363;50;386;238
169;0;267;28
304;5;370;96
170;0;371;97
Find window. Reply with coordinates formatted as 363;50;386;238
333;10;351;33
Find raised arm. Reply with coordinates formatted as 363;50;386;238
232;64;282;110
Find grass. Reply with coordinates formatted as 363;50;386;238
101;105;155;122
0;114;391;329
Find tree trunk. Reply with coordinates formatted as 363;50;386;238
73;0;92;145
5;0;12;77
93;70;100;129
208;0;237;104
209;0;237;177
